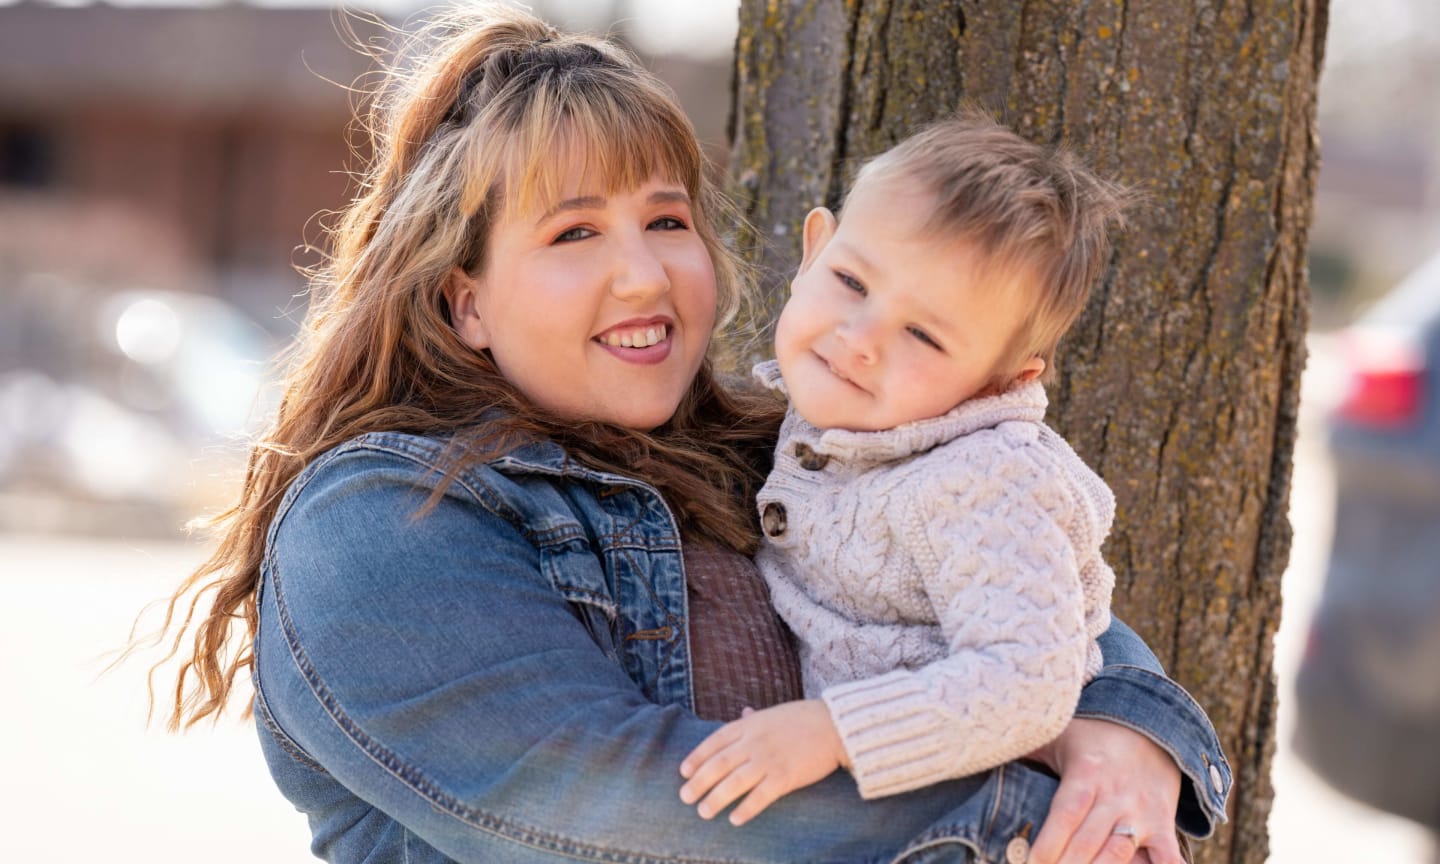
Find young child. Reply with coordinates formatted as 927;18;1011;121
678;112;1126;825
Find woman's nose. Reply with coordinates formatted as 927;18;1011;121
610;234;671;303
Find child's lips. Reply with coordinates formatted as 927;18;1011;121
815;351;868;393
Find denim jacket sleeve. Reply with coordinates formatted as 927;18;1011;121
253;443;1048;864
1083;618;1232;837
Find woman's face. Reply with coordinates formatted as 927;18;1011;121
447;173;717;430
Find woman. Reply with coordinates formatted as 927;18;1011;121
157;6;1229;862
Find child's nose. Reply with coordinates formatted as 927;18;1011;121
836;315;880;365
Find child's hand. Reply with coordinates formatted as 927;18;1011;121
678;699;848;826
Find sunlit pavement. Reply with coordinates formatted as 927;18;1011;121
0;535;311;863
0;333;1432;863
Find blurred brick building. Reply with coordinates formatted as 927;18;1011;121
0;0;383;330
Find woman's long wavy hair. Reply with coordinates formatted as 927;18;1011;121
150;4;783;730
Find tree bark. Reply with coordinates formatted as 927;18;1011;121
728;2;1327;862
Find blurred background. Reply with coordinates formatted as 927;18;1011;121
0;0;1436;861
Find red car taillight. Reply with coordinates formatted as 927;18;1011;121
1334;327;1426;429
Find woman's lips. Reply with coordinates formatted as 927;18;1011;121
594;320;674;365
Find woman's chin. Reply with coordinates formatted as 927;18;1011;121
589;397;684;432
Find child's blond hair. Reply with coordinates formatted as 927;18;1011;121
850;110;1128;387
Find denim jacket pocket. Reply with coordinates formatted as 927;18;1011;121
541;538;620;660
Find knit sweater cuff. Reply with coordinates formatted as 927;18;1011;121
822;671;961;800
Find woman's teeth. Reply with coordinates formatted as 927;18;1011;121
601;325;667;348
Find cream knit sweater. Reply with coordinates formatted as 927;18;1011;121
753;361;1116;799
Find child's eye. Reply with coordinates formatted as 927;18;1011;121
907;326;943;351
553;226;596;243
835;271;866;295
649;216;689;231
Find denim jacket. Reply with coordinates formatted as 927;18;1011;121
253;431;1231;864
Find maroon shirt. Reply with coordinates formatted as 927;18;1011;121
683;544;804;721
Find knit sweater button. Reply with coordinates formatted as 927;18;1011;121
793;442;830;471
761;502;787;537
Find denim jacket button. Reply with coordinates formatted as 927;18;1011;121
1005;835;1030;864
1209;762;1224;794
761;502;787;537
793;442;830;471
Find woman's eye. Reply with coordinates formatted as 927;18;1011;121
649;216;688;231
553;226;595;243
907;326;942;350
836;272;866;295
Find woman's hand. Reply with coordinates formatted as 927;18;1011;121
1027;717;1185;864
678;700;847;826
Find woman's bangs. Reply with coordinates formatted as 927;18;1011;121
500;90;701;219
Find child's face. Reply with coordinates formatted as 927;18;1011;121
774;178;1043;432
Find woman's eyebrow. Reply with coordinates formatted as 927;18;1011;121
648;189;691;206
535;195;606;226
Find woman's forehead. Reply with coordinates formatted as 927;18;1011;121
494;115;693;213
500;145;688;220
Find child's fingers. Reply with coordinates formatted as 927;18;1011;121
695;760;765;820
727;775;789;826
679;741;749;804
680;723;742;779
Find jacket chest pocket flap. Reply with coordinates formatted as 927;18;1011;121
541;539;620;659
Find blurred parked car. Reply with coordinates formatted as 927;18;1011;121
0;277;276;530
1294;251;1440;831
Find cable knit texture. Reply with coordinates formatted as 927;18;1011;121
752;360;1116;799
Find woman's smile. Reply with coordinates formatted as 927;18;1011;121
594;317;674;364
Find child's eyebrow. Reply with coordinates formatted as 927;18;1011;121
831;240;875;275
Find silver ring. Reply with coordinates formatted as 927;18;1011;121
1111;824;1138;840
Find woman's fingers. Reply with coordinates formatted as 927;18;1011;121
1056;810;1127;864
1093;830;1145;864
1140;829;1186;864
1029;781;1097;863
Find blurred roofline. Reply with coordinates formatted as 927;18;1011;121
0;0;392;116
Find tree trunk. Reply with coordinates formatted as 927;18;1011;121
728;2;1327;862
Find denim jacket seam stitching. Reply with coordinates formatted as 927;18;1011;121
253;677;326;771
327;434;579;546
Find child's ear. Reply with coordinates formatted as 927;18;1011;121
798;207;838;274
1014;357;1046;383
442;266;491;350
